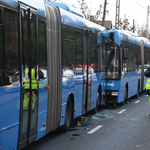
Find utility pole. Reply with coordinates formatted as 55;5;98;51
133;19;135;33
115;0;120;29
102;0;107;26
146;6;150;38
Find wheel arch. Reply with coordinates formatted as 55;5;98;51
97;84;102;106
67;92;74;121
125;82;128;97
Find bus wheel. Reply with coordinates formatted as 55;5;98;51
63;97;72;132
135;83;140;99
98;89;102;109
125;87;128;103
112;102;117;108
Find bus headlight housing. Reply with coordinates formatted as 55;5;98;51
111;91;118;96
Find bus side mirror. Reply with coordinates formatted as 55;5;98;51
123;48;128;59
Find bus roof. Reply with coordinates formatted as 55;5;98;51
137;37;150;48
45;2;106;33
44;2;84;18
2;0;46;17
2;0;106;33
109;29;141;46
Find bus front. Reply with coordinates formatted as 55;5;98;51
104;31;122;106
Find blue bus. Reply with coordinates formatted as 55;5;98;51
104;30;150;106
0;0;109;149
138;37;150;92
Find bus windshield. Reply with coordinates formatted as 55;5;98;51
105;44;120;79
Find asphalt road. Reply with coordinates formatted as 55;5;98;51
22;92;150;150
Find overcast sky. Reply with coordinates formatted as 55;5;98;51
54;0;150;28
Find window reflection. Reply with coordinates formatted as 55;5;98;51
0;8;2;24
0;8;18;86
38;20;47;79
62;40;75;76
75;32;83;75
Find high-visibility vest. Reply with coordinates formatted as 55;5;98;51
24;68;30;89
145;78;150;91
31;68;37;90
24;68;37;90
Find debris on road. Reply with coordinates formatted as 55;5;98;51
95;114;106;118
84;128;89;130
72;134;80;136
77;116;92;126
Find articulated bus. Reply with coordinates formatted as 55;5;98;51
138;37;150;91
0;0;109;149
104;29;150;106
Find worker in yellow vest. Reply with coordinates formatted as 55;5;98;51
144;66;150;115
23;66;37;111
31;67;37;111
145;78;150;105
23;67;30;110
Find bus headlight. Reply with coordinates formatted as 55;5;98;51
111;92;118;96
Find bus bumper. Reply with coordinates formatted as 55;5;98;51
105;90;118;103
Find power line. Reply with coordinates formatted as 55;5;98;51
107;13;114;22
108;3;146;14
135;0;146;9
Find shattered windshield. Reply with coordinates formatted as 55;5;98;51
99;44;106;72
105;44;120;79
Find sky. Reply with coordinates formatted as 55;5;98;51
53;0;150;29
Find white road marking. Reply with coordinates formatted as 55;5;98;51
146;95;149;97
134;100;140;104
117;109;126;114
87;125;103;134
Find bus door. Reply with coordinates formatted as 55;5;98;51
18;3;39;149
82;28;91;113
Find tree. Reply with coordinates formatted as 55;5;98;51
77;0;103;21
77;0;91;20
137;23;150;40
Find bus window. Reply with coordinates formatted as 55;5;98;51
38;20;47;79
0;8;18;86
0;24;3;86
91;36;97;73
75;32;83;75
0;7;2;25
62;40;75;77
123;59;127;73
105;44;120;79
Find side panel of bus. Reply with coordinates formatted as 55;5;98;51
0;4;20;150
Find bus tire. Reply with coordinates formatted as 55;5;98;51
113;102;117;108
93;88;102;114
125;86;128;103
135;81;140;99
98;88;102;109
63;97;72;132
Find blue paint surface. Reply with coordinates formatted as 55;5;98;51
36;79;48;140
0;84;20;149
